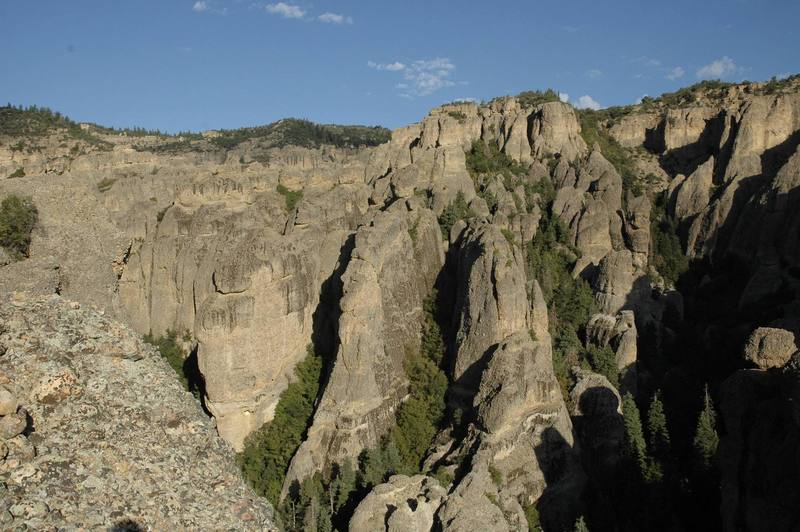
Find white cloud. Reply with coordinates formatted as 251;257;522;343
666;66;685;80
696;56;737;79
318;12;353;24
368;61;406;72
586;69;603;79
369;57;459;98
574;95;602;110
265;2;305;19
558;92;569;103
403;58;456;96
192;1;227;15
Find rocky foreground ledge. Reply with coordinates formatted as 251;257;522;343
0;294;276;530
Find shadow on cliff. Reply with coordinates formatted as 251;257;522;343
311;233;356;393
533;425;588;532
657;111;727;179
109;520;144;532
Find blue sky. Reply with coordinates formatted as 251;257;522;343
1;0;798;132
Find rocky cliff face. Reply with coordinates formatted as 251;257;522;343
2;77;800;531
0;293;276;529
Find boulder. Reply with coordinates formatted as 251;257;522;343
349;475;447;532
743;327;798;369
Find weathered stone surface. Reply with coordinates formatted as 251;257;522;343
608;112;661;148
743;327;798;369
451;221;530;397
349;475;447;532
283;206;444;492
593;250;647;314
0;386;17;416
530;102;587;162
0;410;26;440
671;156;714;220
0;294;275;530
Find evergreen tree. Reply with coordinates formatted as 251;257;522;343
333;458;357;511
317;503;333;532
622;393;647;474
647;391;671;461
693;386;719;472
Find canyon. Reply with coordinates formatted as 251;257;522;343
1;76;799;530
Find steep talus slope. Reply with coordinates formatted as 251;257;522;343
0;293;276;529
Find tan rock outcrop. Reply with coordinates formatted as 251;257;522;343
349;475;447;532
0;294;276;530
743;327;798;369
283;205;444;491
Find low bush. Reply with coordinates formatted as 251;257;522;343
0;195;38;258
438;191;474;238
97;177;117;193
277;184;304;212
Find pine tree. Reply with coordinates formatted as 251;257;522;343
647;391;671;461
333;458;356;511
692;386;719;472
317;503;333;532
622;392;647;475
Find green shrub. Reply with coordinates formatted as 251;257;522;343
501;228;517;247
649;193;688;286
577;109;642;197
0;195;38;258
465;139;528;181
386;292;448;473
526;191;598;400
489;465;503;486
143;330;202;398
96;177;117;193
438;191;474;238
585;344;619;388
277;184;303;212
517;89;560;108
8;167;25;178
238;345;323;505
447;110;467;122
525;503;542;531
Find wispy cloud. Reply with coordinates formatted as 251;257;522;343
574;95;602;110
367;61;406;72
368;58;459;97
586;69;603;79
666;66;685;80
318;12;353;24
192;0;226;14
696;56;738;79
403;58;456;97
559;92;569;103
265;2;305;19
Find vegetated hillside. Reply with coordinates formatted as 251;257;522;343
1;75;800;532
205;118;392;150
0;104;390;154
